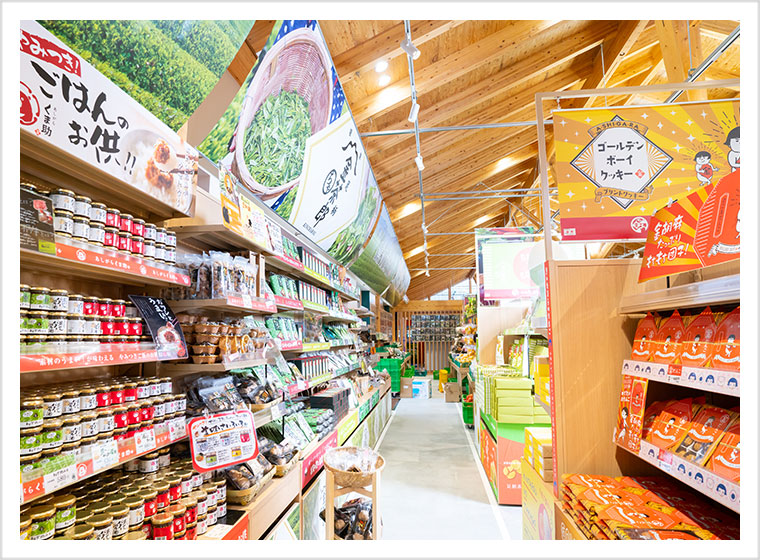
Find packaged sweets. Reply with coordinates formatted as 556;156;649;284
651;311;685;364
712;307;739;371
680;308;717;367
672;405;736;465
709;417;740;482
646;398;697;451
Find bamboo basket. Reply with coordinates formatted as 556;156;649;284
323;447;385;488
274;450;300;477
248;396;282;412
232;27;333;199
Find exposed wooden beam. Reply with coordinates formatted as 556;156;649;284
688;21;708;101
226;21;276;86
330;20;465;87
699;20;739;41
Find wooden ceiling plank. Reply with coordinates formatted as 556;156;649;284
699;20;739;40
688;21;709;101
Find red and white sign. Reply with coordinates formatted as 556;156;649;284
274;254;304;271
226;295;277;313
21;345;159;373
188;410;258;473
222;514;250;541
301;430;338;488
274;295;303;311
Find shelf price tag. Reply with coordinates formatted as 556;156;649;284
92;440;119;472
187;410;258;473
43;464;77;493
169;418;187;441
242;295;253;309
135;427;157;454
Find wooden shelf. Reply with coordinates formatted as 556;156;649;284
302;301;329;314
619;440;739;513
21;343;161;373
21;244;190;288
21;129;186;221
166;296;277;315
323;312;359;323
622;360;739;397
273;295;303;312
619;274;740;314
159;355;271;375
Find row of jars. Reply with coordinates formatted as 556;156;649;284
40;185;178;265
21;311;145;338
22;452;227;540
20;288;138;316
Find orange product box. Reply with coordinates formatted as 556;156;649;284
672;405;736;466
708;417;739;482
641;400;672;441
651;311;686;364
680;307;718;367
711;307;740;371
562;473;622;490
631;313;659;361
596;503;680;532
646;398;696;451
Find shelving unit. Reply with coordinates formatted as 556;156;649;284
158;356;272;375
619;273;739;314
621;360;739;397
166;296;277;315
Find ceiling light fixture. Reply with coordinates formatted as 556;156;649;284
414;154;424;171
400;37;420;60
407;101;420;123
378;74;391;87
375;60;389;73
425;269;430;277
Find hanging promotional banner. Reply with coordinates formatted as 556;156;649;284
553;100;739;241
187;410;258;473
128;296;188;361
639;170;739;281
199;20;409;305
475;228;539;304
20;21;199;215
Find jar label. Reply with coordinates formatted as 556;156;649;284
129;507;145;527
63;424;81;442
43;400;63;417
51;295;69;311
55;507;76;529
80;394;97;410
20;408;44;427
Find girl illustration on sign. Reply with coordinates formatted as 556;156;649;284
725;127;740;172
694;151;719;186
617;407;629;443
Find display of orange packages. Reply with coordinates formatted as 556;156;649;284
596;503;680;532
641;400;672;440
712;307;740;371
562;473;621;489
709;417;740;483
680;308;718;367
631;313;659;361
615;527;703;540
672;405;736;465
647;398;695;451
652;310;686;364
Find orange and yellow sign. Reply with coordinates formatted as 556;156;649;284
553;101;739;241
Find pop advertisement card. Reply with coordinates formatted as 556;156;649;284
652;310;686;364
647;398;695;451
680;308;718;367
711;307;740;371
631;313;659;361
672;405;735;465
614;376;648;452
709;417;740;482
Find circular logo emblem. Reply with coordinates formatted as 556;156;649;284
139;265;147;275
20;82;40;126
76;463;87;478
630;216;649;233
76;249;86;261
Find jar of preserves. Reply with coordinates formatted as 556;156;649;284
83;296;99;316
53;494;77;533
87;501;111;515
196;513;208;535
123;382;138;402
143;239;156;260
125;529;147;540
20;452;41;475
117;231;132;254
62;389;81;414
139;400;154;422
144;223;157;242
112;406;128;429
136;380;151;400
123;496;144;529
110;383;125;405
151;512;173;540
105;207;120;228
179;471;193;496
96;409;115;433
181;496;197;525
97;298;113;317
127;317;143;337
95;386;111;408
166;475;182;503
140;488;157;519
155;227;167;245
29;287;52;310
118;213;133;234
20;284;31;309
214;479;226;504
47;311;67;335
185;521;197;540
29;504;57;540
72;215;90;240
216;500;226;518
89;201;107;224
61;416;82;443
20;514;32;540
201;483;217;508
73;194;91;217
87;222;106;246
131;236;145;256
60;441;80;458
86;513;114;540
126;403;141;427
154;242;166;262
158;447;171;469
20;427;43;456
111;299;126;317
165;230;177;248
51;188;76;212
65;313;85;336
42;392;63;418
169;503;186;534
50;289;69;312
53;209;74;236
148;378;161;397
159;377;173;395
207;505;217;526
27;310;49;334
21;398;44;429
130;218;145;237
113;317;128;336
175;393;187;413
164;245;176;264
79;436;97;456
79;389;97;411
84;314;101;336
138;452;159;474
97;431;115;445
104;226;119;249
191;471;202;490
154;481;170;512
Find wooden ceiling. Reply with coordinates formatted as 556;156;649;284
320;20;740;301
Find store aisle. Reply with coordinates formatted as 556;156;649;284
377;385;520;540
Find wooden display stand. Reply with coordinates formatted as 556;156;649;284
324;468;381;540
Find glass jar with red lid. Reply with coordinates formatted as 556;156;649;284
117;232;132;254
97;298;113;317
110;384;125;405
104;226;119;249
82;297;99;316
119;213;133;234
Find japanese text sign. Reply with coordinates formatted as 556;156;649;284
129;295;187;360
188;410;258;473
553;100;739;241
20;21;198;215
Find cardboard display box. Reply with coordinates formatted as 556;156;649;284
444;382;461;402
412;378;432;399
400;377;413;398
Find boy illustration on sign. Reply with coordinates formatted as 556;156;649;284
725;127;739;172
694;151;719;186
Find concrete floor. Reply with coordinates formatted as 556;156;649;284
377;385;522;540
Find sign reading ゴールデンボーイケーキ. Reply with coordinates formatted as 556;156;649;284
553;100;739;241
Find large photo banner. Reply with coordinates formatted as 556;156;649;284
553;100;739;242
475;227;539;305
200;20;410;304
20;20;199;215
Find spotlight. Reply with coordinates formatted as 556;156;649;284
400;38;420;60
375;60;388;73
378;74;391;87
414;154;424;171
425;269;430;277
407;102;420;123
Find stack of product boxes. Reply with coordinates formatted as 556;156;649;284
524;426;553;482
310;386;350;421
532;355;551;410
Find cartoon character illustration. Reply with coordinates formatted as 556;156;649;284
688;372;697;381
727;377;738;388
678;464;687;475
645;366;652;375
705;374;715;384
725;127;739;172
658;368;666;377
617;407;629;442
716;484;727;496
694;151;718;186
694;473;704;485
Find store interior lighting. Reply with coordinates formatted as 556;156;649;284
407;101;420;123
374;60;388;73
400;37;420;60
415;154;424;171
378;74;391;87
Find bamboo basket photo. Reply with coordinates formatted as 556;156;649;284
324;446;385;488
274;450;301;477
248;396;282;412
232;27;334;199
